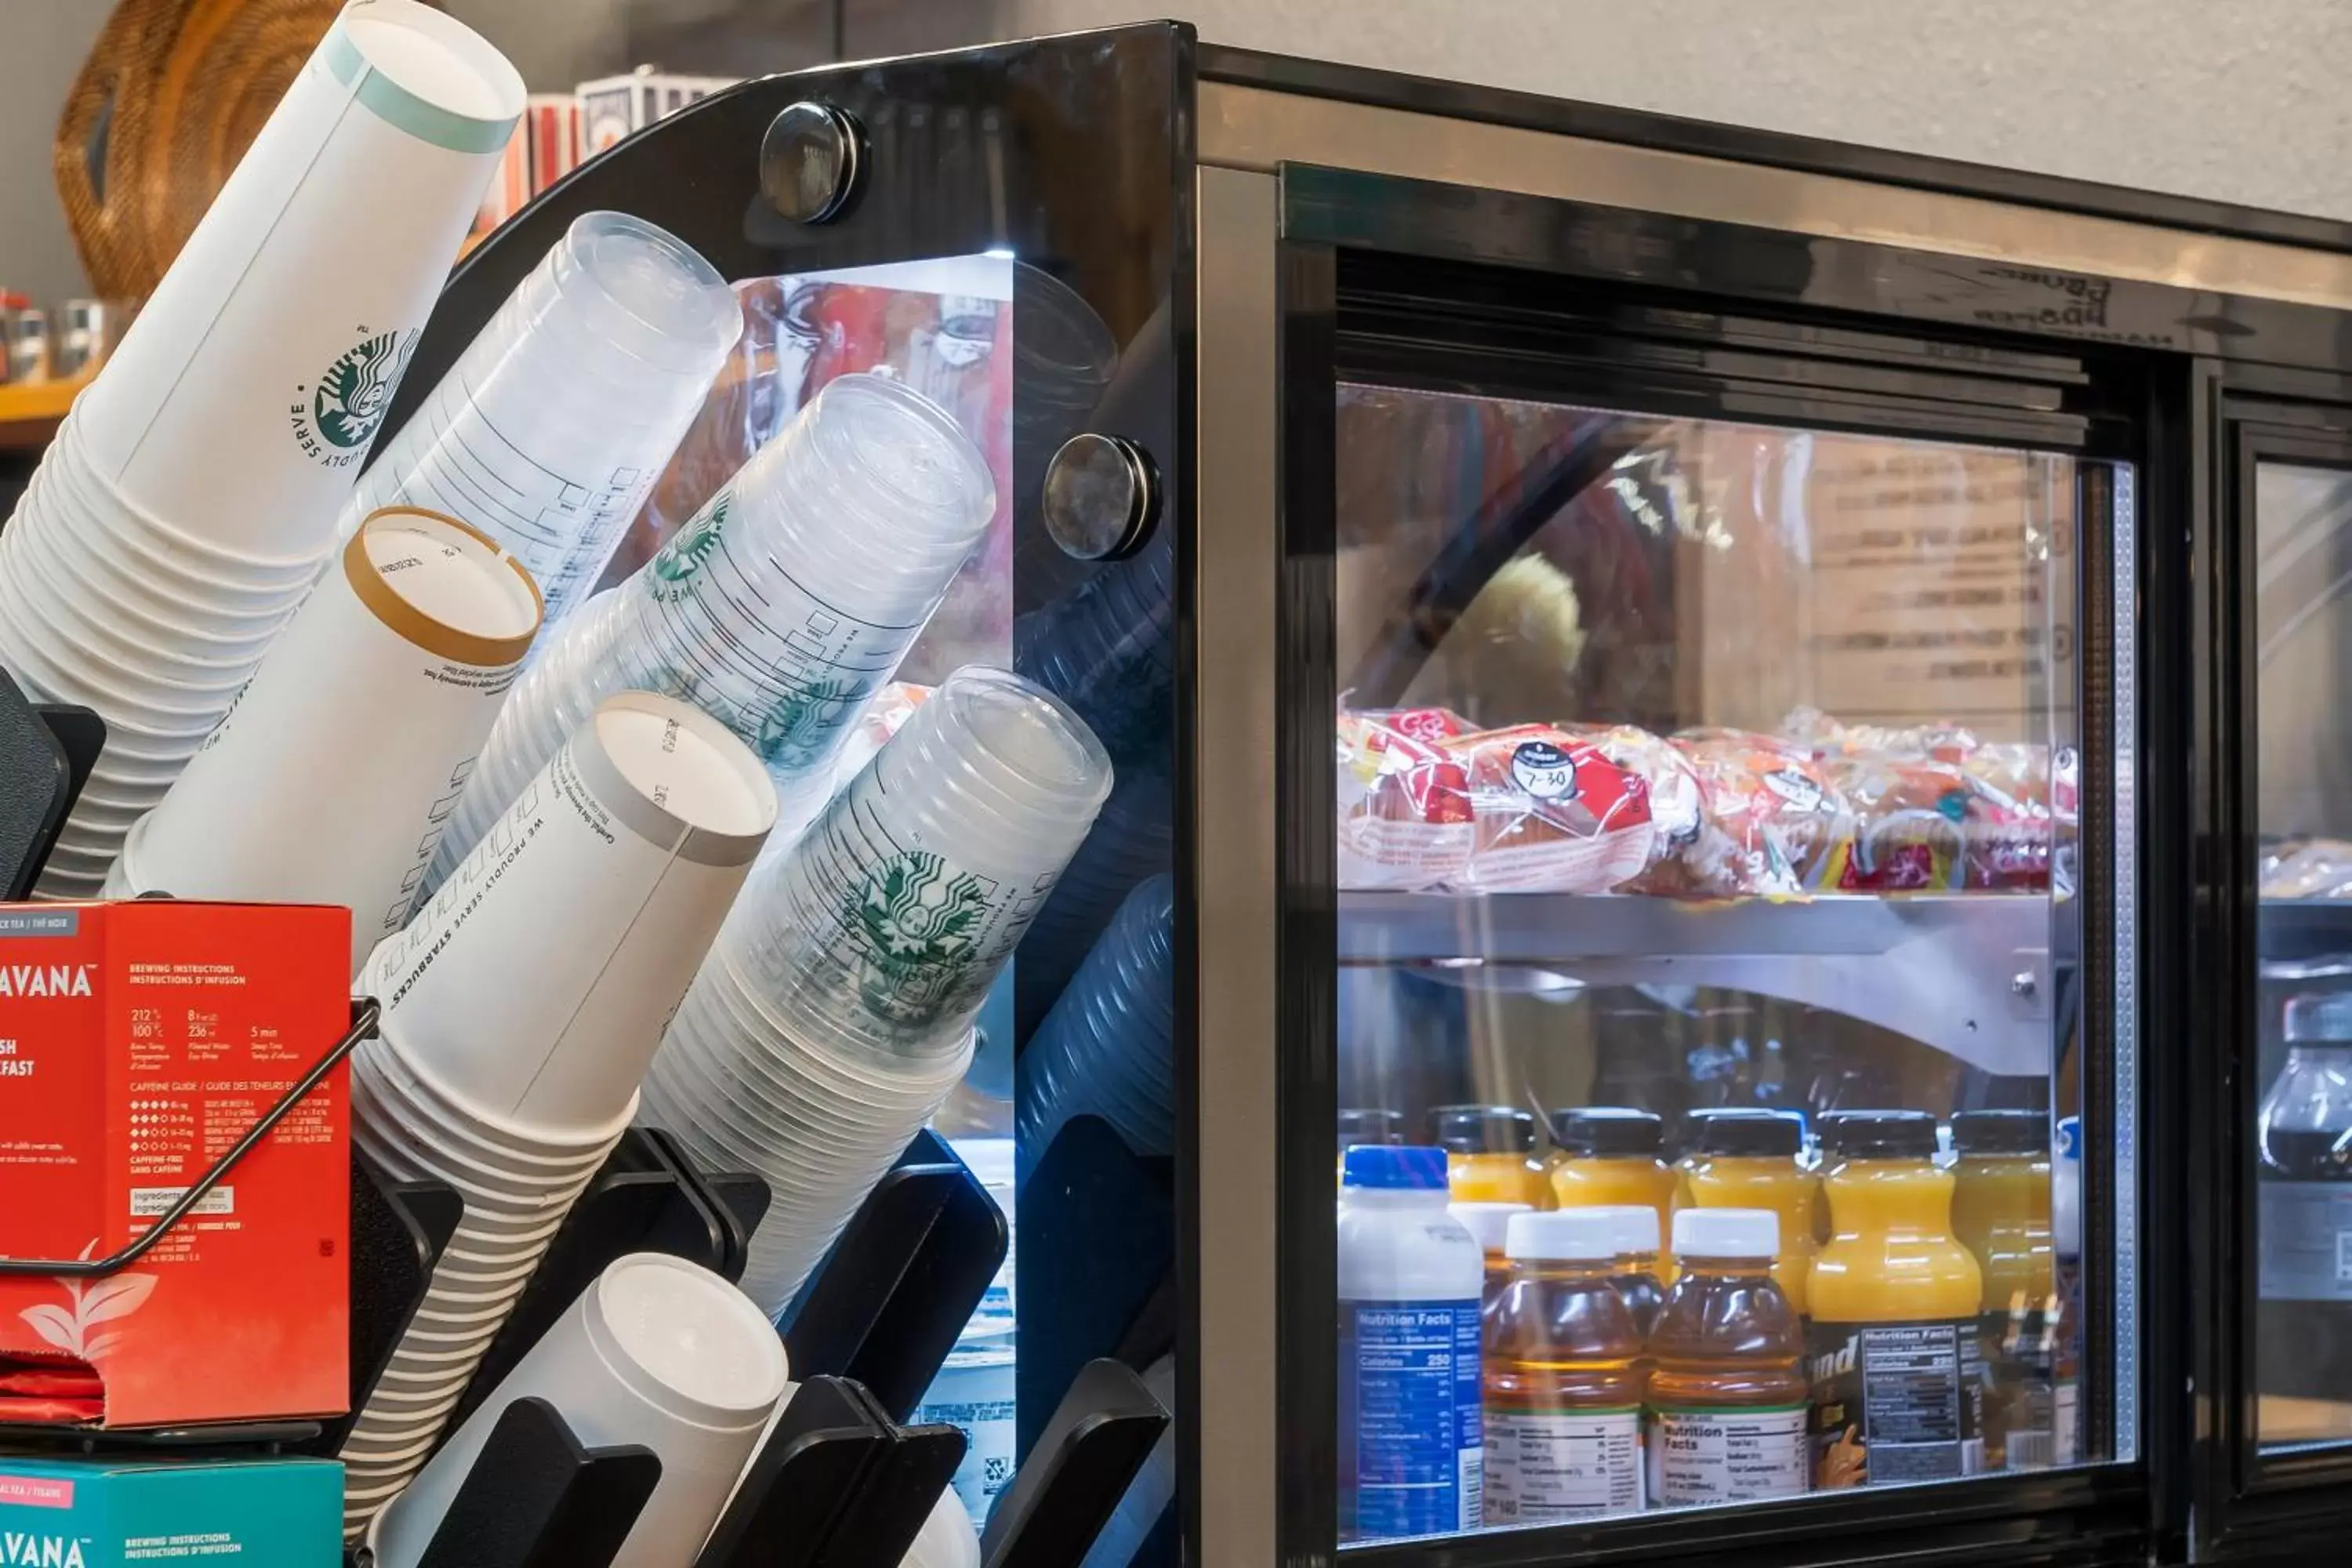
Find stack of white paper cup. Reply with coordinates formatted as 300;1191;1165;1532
335;212;744;626
340;691;776;1533
368;1253;790;1568
424;372;996;894
641;665;1112;1308
0;0;522;895
106;508;542;972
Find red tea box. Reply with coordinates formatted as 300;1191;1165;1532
0;902;350;1428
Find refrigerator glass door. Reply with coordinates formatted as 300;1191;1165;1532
2251;459;2352;1454
1331;385;2120;1543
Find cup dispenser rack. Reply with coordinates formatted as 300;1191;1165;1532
343;1127;1167;1568
0;706;1174;1563
0;675;100;900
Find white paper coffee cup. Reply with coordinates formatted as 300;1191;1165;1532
115;508;542;971
73;0;523;557
369;1253;789;1568
361;691;775;1136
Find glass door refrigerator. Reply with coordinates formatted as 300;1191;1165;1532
399;23;2352;1566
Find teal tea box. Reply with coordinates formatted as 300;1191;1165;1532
0;1457;341;1566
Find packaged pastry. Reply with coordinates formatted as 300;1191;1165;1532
1781;705;1978;764
1338;707;1475;891
1813;754;1977;891
1443;724;1658;893
1559;721;1704;877
2263;838;2352;900
1662;728;1854;897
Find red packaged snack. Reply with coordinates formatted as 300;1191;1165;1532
1559;722;1704;879
1338;709;1475;891
1813;754;1977;891
1956;742;2063;891
1659;729;1854;897
1443;724;1658;893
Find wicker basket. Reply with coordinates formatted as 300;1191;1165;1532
53;0;380;301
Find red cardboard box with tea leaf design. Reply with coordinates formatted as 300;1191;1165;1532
0;901;350;1428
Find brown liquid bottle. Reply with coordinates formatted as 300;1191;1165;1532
1483;1209;1647;1522
1646;1207;1810;1506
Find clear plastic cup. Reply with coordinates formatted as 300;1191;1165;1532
424;372;996;887
713;665;1112;1065
337;211;742;625
1017;872;1178;1174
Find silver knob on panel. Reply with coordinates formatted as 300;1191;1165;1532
760;101;864;224
1042;433;1160;562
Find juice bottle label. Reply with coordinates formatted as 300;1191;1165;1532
2258;1182;2352;1301
1338;1299;1483;1537
1978;1290;2062;1469
1646;1406;1809;1504
1483;1407;1642;1520
1808;1320;1985;1487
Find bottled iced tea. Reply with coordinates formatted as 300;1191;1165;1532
1646;1207;1809;1506
1483;1209;1646;1522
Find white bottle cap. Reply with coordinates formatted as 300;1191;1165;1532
1449;1202;1532;1255
1505;1208;1618;1262
1581;1204;1660;1258
1672;1207;1780;1261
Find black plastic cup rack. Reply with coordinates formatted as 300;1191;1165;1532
0;672;100;901
0;694;1173;1563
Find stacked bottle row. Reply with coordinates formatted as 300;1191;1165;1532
1336;1109;2079;1542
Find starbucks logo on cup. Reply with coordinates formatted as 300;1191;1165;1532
648;489;731;603
848;848;989;1029
292;328;418;466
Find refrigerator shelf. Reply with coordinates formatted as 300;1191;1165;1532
2258;898;2352;967
1341;891;2061;1076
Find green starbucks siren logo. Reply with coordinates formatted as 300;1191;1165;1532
757;675;867;771
295;327;417;466
649;488;730;602
848;849;989;1029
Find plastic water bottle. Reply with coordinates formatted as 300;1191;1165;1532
1338;1145;1484;1541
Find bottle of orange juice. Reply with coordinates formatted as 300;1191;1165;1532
1950;1109;2054;1468
1684;1110;1817;1316
1548;1108;1672;1241
1433;1105;1550;1208
1808;1111;1985;1489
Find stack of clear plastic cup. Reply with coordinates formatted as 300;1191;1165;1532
1009;522;1176;1020
0;412;336;896
424;371;996;895
1015;872;1176;1182
334;210;743;627
642;664;1112;1309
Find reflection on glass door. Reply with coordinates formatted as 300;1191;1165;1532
2252;461;2352;1451
1330;386;2121;1542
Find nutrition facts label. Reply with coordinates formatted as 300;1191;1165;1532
1812;1319;1986;1486
1649;1406;1809;1504
1340;1298;1483;1538
1483;1408;1642;1519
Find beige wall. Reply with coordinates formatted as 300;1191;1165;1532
8;0;2352;309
